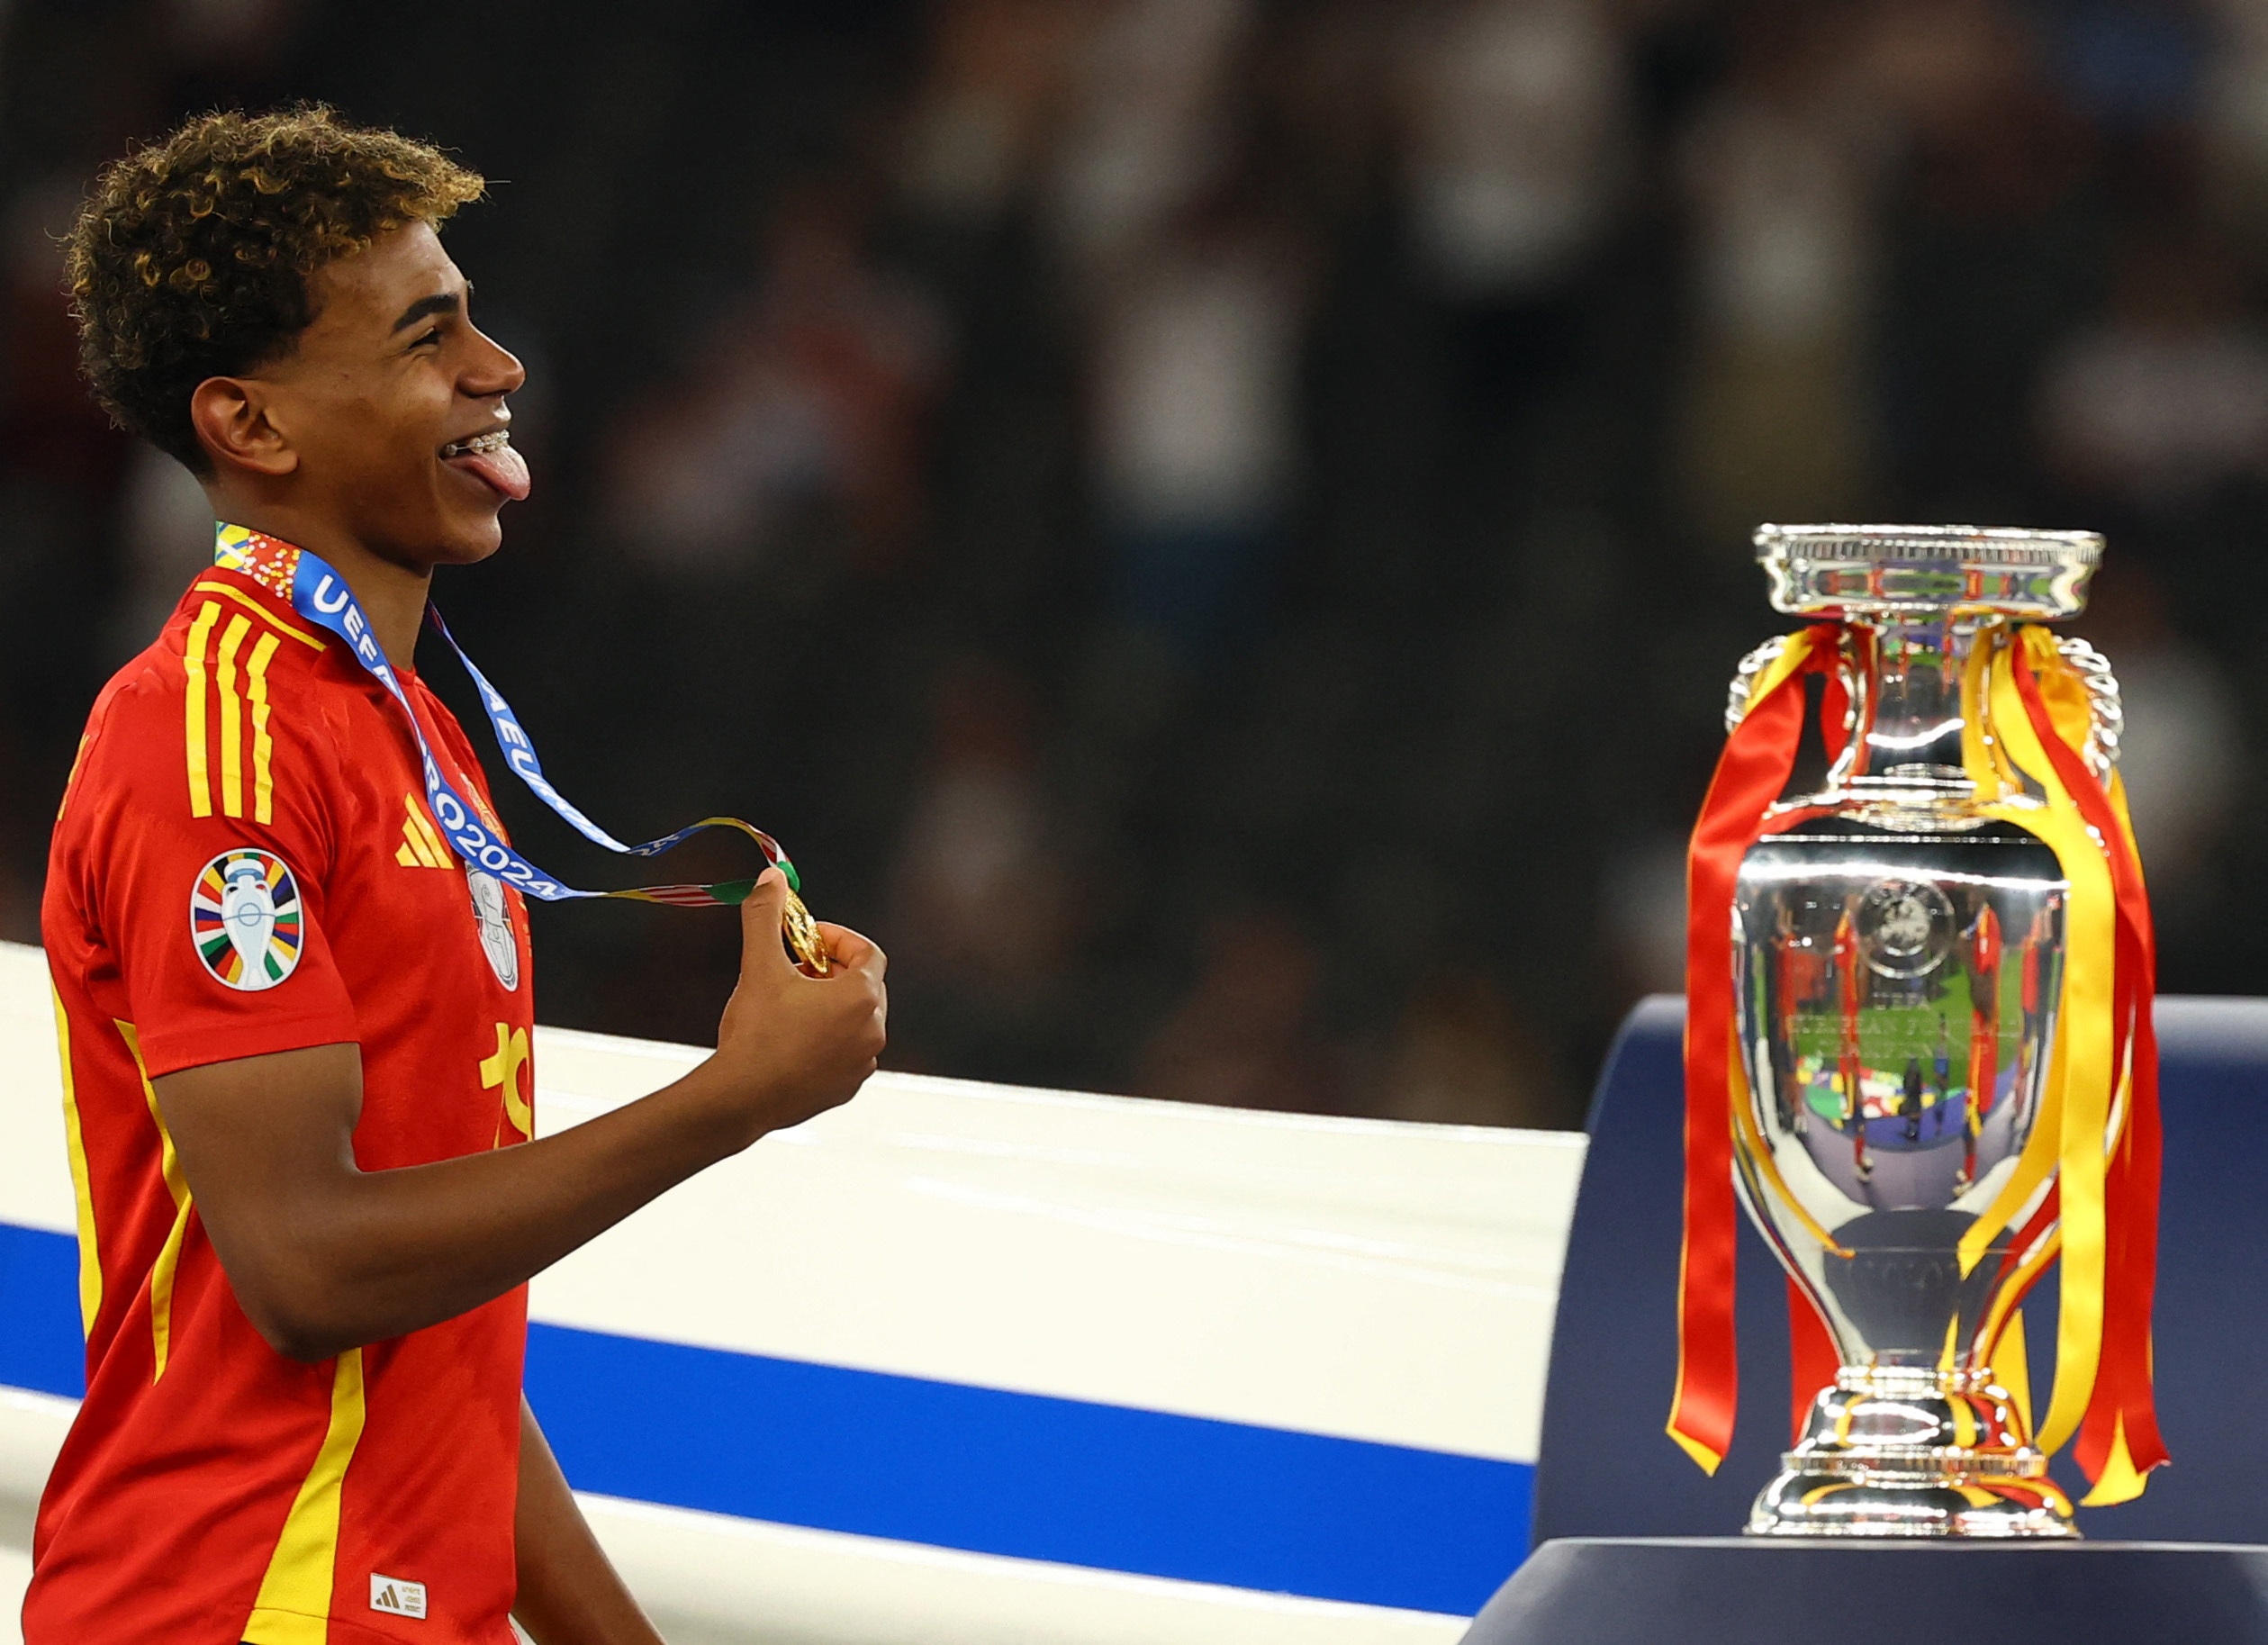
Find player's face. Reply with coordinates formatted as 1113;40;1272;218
258;221;529;569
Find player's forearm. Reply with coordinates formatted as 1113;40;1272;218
163;898;882;1362
229;1062;760;1360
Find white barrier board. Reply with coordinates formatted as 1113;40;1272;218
0;940;1583;1641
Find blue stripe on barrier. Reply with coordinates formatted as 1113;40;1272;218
0;1221;86;1398
527;1320;1530;1614
0;1221;1530;1613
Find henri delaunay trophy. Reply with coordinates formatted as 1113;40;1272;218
1673;525;2165;1536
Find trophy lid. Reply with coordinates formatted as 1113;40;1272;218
1755;523;2101;620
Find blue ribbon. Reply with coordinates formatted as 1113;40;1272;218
221;528;792;906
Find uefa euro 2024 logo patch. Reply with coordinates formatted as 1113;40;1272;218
191;849;303;991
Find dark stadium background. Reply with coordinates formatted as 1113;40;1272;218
1;0;2260;1128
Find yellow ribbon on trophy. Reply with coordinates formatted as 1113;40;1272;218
1955;620;2164;1504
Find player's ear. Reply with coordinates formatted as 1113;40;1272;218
189;376;299;479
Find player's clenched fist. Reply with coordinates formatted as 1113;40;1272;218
709;867;888;1138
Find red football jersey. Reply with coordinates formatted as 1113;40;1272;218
32;545;537;1644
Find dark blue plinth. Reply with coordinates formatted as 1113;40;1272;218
1462;1538;2268;1644
1535;998;2268;1546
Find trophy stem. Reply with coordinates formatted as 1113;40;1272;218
1748;1364;2077;1538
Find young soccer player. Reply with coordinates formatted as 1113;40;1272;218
31;107;889;1644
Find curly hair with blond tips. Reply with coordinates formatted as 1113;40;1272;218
65;104;484;472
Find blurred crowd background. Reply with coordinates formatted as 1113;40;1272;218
1;0;2262;1129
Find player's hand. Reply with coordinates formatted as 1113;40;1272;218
708;868;887;1139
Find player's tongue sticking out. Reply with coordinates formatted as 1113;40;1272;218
441;429;531;502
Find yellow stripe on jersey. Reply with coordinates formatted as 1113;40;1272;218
216;614;250;819
57;730;92;822
243;1348;367;1645
51;982;101;1335
183;601;221;818
149;1199;194;1381
191;580;326;650
187;593;296;824
115;1022;191;1381
248;631;280;825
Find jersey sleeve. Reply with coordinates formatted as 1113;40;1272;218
71;651;361;1080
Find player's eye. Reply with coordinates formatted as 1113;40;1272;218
412;327;443;348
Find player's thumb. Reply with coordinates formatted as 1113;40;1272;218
736;868;794;976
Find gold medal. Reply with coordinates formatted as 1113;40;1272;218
782;888;830;974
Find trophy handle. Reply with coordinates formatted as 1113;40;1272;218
1723;636;1792;734
2053;636;2122;787
1723;631;1865;786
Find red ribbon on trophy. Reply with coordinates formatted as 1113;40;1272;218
1669;624;1836;1472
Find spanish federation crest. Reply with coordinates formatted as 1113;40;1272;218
467;867;520;990
191;849;303;991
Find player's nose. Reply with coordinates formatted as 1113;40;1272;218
463;326;526;401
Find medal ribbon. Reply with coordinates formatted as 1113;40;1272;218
214;524;795;908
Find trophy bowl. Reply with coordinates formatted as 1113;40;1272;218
1727;523;2114;1538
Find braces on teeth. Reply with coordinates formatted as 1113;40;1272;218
443;430;511;457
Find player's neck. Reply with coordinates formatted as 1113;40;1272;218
210;503;433;667
317;540;430;673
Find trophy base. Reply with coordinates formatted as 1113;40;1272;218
1745;1365;2077;1539
1748;1464;2078;1538
1459;1541;2268;1645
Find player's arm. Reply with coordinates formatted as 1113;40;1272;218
152;872;884;1361
511;1397;662;1645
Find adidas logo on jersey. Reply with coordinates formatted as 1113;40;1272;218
395;794;454;869
369;1572;428;1618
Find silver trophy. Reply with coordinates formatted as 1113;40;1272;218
1728;524;2116;1537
